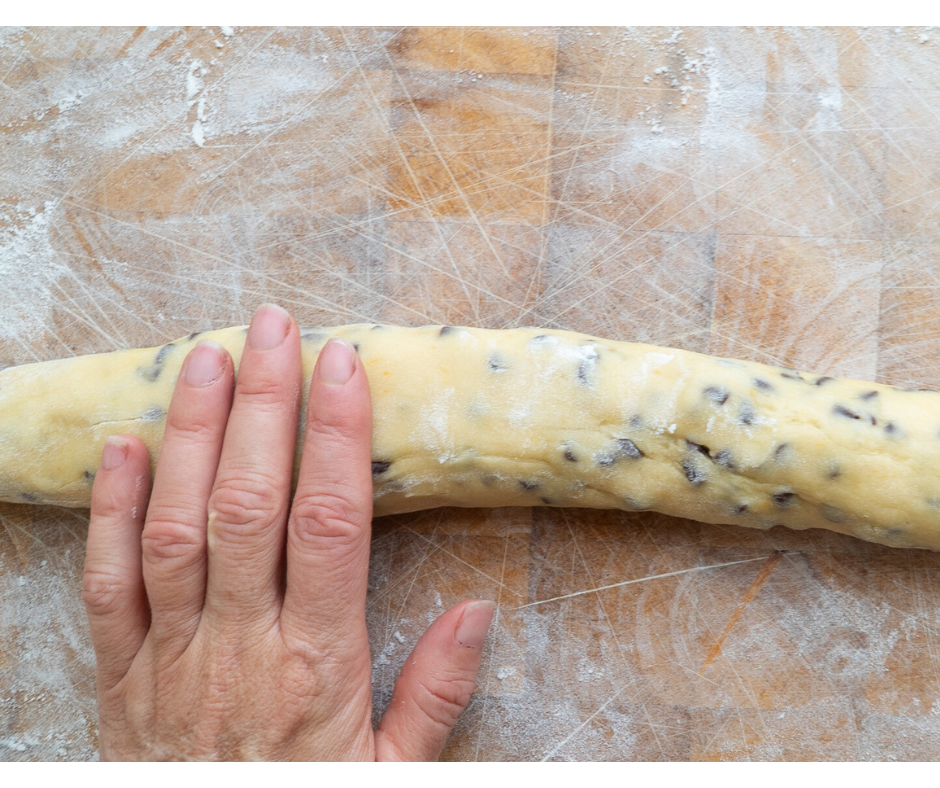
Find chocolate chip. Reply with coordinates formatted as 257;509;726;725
616;438;644;459
753;378;774;392
827;464;842;480
371;461;391;475
833;404;861;420
739;402;757;425
714;448;735;469
188;331;203;341
815;376;834;386
540;496;554;505
563;448;578;462
685;441;734;470
780;370;805;382
155;344;175;364
885;421;899;435
519;480;540;491
20;492;38;503
859;390;879;401
439;325;455;336
141;406;165;421
774;443;790;460
487;353;508;372
576;362;590;386
734;503;749;514
83;470;95;483
599;438;644;466
138;343;177;382
772;491;796;508
683;459;707;486
629;414;643;429
576;346;599;386
137;365;161;382
820;505;847;523
704;386;729;405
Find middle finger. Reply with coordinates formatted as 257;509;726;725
204;303;301;627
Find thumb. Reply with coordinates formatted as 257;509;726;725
374;600;496;761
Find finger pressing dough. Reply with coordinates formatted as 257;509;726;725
1;324;939;550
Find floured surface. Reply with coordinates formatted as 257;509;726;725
2;27;940;760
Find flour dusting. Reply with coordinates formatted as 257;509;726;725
0;519;97;761
0;202;66;347
3;27;940;762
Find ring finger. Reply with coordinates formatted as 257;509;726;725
141;339;234;656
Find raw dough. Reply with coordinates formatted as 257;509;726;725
1;324;939;550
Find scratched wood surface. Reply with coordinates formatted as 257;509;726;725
2;26;940;761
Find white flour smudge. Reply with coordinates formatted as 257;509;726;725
187;60;207;147
0;202;66;345
0;542;98;761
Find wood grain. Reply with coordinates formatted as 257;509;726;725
2;26;940;761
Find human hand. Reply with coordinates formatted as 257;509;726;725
82;304;495;760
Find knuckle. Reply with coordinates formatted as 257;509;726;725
144;495;205;529
235;373;296;411
91;485;130;522
166;410;221;444
281;630;345;674
82;567;132;618
307;410;362;445
415;674;474;729
209;471;284;532
278;641;330;697
141;518;204;565
290;489;363;548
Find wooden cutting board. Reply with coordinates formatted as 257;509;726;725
2;26;940;761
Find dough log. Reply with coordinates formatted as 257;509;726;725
2;324;939;550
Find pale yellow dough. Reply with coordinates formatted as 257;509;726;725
2;324;939;550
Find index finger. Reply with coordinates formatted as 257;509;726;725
280;338;373;653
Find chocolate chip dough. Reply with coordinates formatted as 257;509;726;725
2;324;939;550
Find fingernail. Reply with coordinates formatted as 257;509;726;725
101;436;128;470
455;600;496;650
317;338;356;386
185;340;226;387
247;303;291;350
